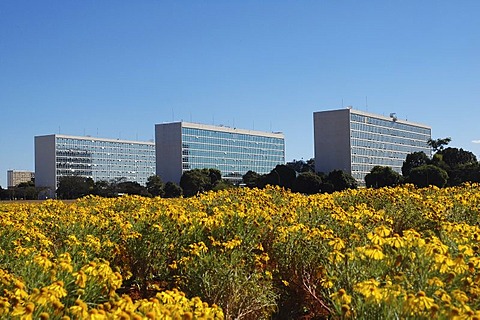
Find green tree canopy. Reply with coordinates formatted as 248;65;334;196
292;172;322;194
146;175;164;197
402;151;430;177
56;176;94;199
180;168;223;197
242;170;261;188
440;147;478;169
163;181;183;198
326;170;358;192
286;158;315;173
365;166;403;188
92;180;116;198
116;181;149;196
408;165;448;188
427;137;451;153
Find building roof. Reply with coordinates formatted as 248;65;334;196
157;121;285;139
35;134;155;146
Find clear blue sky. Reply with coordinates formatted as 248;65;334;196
1;1;479;188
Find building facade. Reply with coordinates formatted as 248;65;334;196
155;122;285;183
35;134;156;194
7;170;34;188
314;108;431;183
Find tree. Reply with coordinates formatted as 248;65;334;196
116;181;149;196
0;186;8;200
286;158;315;173
408;165;448;188
15;181;39;200
180;168;222;197
365;166;403;188
146;175;164;197
269;164;297;190
440;147;477;169
56;176;94;199
448;162;480;185
427;137;451;153
163;181;183;198
212;179;234;191
402;152;430;177
242;170;261;188
292;172;322;194
92;180;116;197
325;170;358;192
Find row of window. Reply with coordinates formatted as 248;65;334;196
182;136;284;151
351;129;430;147
182;128;283;144
182;141;284;154
182;162;278;174
351;134;430;154
182;148;284;159
350;114;431;135
351;123;430;142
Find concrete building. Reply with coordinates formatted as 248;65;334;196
314;108;431;183
7;170;34;188
35;134;155;195
155;122;285;183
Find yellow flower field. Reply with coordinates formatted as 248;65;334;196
1;184;480;319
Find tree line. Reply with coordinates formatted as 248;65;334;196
366;138;480;188
1;137;478;200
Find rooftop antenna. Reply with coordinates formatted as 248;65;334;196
365;96;368;111
171;108;174;121
342;98;344;108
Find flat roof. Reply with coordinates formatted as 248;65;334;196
35;134;155;146
157;121;285;139
314;108;431;129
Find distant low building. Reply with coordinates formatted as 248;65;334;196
35;134;156;196
155;122;285;183
7;170;34;188
314;108;432;184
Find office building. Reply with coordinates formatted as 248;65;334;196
155;122;285;183
35;134;156;195
314;108;431;183
7;170;34;188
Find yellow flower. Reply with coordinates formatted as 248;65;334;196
331;288;352;305
46;281;67;299
404;291;436;314
386;233;404;248
328;237;345;250
374;225;391;237
427;277;444;287
451;289;469;305
354;279;383;303
74;270;87;288
364;245;385;260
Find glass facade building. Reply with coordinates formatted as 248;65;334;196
314;108;431;183
35;134;155;195
155;122;285;183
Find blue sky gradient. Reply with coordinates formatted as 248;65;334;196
1;1;479;187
